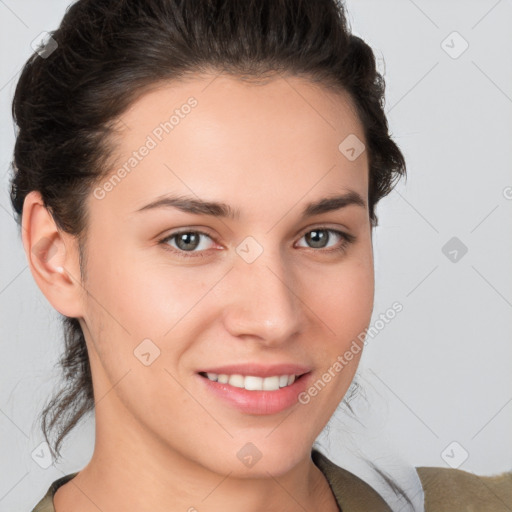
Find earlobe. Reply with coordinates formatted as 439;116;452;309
21;190;84;318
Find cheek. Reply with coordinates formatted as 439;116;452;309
80;253;202;420
307;254;374;342
301;260;373;413
83;238;214;339
301;254;373;408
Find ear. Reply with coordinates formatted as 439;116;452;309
21;190;84;318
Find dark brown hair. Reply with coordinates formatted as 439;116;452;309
9;0;410;505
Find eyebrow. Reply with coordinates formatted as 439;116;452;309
134;190;366;219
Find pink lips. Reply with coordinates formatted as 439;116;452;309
196;363;313;415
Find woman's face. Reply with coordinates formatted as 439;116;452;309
76;73;374;476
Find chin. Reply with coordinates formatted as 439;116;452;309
208;437;312;478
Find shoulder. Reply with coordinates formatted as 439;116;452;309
312;449;393;511
31;472;78;512
313;447;512;512
416;465;512;511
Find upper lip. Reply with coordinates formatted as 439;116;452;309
197;363;312;378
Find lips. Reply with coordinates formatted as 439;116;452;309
196;363;313;414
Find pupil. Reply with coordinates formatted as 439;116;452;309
306;229;328;248
177;232;199;251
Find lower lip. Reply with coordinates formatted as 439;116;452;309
198;373;312;415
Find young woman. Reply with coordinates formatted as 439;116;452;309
8;0;511;511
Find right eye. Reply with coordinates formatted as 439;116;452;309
159;230;218;258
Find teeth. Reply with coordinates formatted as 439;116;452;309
244;375;263;390
228;374;244;388
263;376;280;390
204;372;299;391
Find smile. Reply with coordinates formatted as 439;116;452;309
197;370;312;415
200;372;299;391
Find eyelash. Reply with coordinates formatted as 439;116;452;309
158;227;356;259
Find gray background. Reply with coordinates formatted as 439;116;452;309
1;0;511;510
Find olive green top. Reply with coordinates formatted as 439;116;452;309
30;449;512;511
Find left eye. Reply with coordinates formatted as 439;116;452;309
294;228;350;249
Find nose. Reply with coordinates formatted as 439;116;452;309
220;247;304;347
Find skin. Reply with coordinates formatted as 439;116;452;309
23;73;374;512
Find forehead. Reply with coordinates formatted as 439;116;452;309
94;73;369;218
